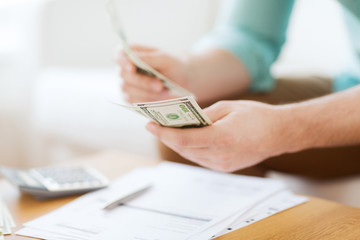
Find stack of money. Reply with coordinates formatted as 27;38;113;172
0;198;15;239
115;96;212;128
106;0;193;97
106;1;212;128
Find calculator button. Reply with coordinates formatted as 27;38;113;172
29;166;109;192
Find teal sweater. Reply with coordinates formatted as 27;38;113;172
195;0;360;92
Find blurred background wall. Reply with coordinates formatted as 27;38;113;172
0;0;43;167
0;0;222;167
0;0;359;206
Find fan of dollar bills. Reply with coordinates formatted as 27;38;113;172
114;96;212;128
106;1;211;128
0;198;15;239
106;0;193;97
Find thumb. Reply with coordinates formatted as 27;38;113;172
136;51;170;70
204;101;233;123
131;45;156;52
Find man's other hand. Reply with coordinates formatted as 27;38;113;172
146;100;295;172
116;45;189;103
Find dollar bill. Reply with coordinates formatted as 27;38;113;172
113;96;212;128
106;0;193;97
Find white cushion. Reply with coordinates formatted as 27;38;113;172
31;67;157;157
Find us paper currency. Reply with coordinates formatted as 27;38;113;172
106;0;193;97
114;96;212;128
0;197;16;238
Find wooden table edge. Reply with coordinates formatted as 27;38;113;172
1;151;360;240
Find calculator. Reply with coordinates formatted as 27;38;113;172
0;165;109;199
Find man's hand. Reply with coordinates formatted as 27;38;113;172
116;45;252;106
116;45;189;103
145;100;294;172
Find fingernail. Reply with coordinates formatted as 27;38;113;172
160;89;168;96
145;123;156;134
151;81;162;92
125;63;133;72
123;93;130;102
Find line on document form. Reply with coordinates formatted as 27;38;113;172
124;205;212;222
55;223;99;235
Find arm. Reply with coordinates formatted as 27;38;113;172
117;47;250;105
146;86;360;172
118;0;294;104
283;85;360;150
189;0;295;98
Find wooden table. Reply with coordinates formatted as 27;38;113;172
2;151;360;240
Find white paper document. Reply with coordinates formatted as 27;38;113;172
0;197;16;239
16;162;307;240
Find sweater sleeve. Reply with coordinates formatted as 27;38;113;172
193;0;295;92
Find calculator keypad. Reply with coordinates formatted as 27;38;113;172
30;166;109;191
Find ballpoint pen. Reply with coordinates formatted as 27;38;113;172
103;184;152;210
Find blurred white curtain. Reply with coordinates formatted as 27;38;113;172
1;0;221;167
0;0;46;167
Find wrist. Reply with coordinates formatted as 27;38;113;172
181;54;211;106
181;54;201;91
274;104;314;155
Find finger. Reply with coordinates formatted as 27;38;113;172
135;51;170;70
174;148;235;172
204;101;233;123
130;44;157;52
122;83;170;103
157;139;217;169
193;159;227;172
178;154;218;171
117;45;165;72
114;44;125;62
121;71;164;93
175;147;212;162
145;122;212;148
116;51;136;73
171;149;221;171
119;58;136;73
